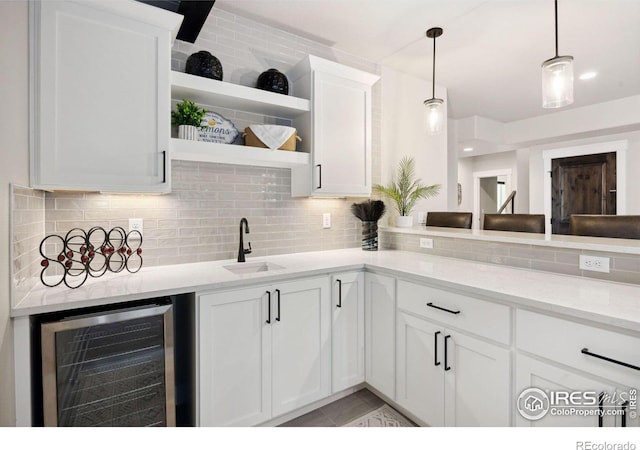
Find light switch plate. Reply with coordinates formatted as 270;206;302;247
322;213;331;229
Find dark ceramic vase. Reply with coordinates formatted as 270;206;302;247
257;68;289;95
185;51;223;81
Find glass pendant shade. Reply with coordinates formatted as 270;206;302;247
424;98;444;135
542;55;574;108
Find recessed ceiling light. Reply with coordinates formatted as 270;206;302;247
579;71;597;80
463;147;473;152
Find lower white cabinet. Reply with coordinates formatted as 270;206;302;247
396;311;511;426
364;273;396;400
331;272;365;393
198;276;331;426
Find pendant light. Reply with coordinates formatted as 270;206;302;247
424;27;444;135
541;0;574;108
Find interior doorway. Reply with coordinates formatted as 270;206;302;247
551;152;616;234
473;170;512;230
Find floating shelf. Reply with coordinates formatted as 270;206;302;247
171;71;310;119
170;138;310;169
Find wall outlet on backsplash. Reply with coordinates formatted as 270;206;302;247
129;218;143;237
579;255;610;273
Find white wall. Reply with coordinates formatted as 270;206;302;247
381;66;448;223
0;1;30;426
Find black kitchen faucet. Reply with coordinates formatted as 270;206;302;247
237;218;252;262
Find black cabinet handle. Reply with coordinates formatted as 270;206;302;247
336;279;342;308
275;289;281;322
581;348;640;371
621;400;629;427
316;164;322;189
162;150;167;183
426;302;461;315
434;331;441;367
266;291;271;324
598;392;604;427
444;335;451;371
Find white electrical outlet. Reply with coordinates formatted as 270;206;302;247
579;255;610;273
322;213;331;229
129;218;143;237
419;238;434;249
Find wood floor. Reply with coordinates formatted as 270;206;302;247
279;388;413;427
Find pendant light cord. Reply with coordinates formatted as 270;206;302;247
554;0;559;57
432;34;436;99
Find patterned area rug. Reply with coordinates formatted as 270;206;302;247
343;405;415;427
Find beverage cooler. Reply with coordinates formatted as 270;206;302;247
31;295;195;427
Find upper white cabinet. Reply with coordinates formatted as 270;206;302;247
289;56;379;197
30;1;182;192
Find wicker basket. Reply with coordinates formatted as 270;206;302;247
244;127;301;151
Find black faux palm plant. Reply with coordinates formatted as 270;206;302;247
373;156;440;216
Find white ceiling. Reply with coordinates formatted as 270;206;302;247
216;0;640;123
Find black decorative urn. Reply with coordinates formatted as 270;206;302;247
257;68;289;95
185;51;223;81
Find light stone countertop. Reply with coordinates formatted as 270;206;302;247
11;248;640;333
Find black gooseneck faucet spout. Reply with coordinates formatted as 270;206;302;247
237;217;251;262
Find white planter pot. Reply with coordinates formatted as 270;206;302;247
396;215;413;228
178;125;199;141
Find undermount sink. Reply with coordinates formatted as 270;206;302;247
223;261;285;275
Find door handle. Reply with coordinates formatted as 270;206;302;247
275;288;281;322
162;150;167;183
336;279;342;308
316;164;322;189
266;291;271;324
598;392;604;427
434;331;441;367
444;335;452;371
621;400;629;427
581;348;640;371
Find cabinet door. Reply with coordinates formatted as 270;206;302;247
311;71;371;196
396;312;444;426
271;277;331;417
331;272;365;393
365;273;396;399
198;287;272;426
516;354;616;427
443;332;511;426
32;1;174;192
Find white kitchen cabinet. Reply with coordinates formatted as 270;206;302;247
396;311;511;427
30;1;181;192
289;55;379;197
364;272;396;400
331;272;365;393
198;276;330;426
516;309;640;427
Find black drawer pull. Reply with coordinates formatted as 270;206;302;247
621;400;629;427
316;164;322;189
434;331;441;367
275;289;281;322
162;150;167;183
266;291;271;324
581;348;640;371
426;302;460;315
337;279;342;308
444;335;452;371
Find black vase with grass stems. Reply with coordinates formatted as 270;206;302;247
351;200;386;251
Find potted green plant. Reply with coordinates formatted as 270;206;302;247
171;99;208;141
373;156;441;227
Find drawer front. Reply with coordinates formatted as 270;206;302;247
397;280;511;344
517;309;640;388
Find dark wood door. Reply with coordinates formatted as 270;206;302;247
551;152;616;234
